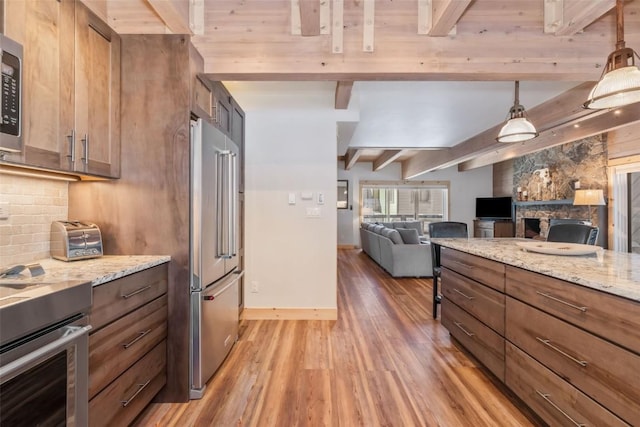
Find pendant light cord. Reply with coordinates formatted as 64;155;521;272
616;0;625;50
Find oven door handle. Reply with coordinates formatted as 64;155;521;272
0;325;92;382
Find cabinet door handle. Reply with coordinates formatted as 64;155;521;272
535;337;588;367
535;391;586;426
122;329;152;349
81;134;89;166
536;291;587;312
66;130;76;165
454;321;475;337
121;285;151;299
452;288;475;300
121;379;151;407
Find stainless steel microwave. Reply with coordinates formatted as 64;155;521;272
0;34;22;153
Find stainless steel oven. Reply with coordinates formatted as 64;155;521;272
0;275;92;426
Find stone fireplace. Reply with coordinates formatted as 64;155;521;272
512;136;608;246
521;216;593;239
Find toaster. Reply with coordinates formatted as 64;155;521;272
50;221;103;261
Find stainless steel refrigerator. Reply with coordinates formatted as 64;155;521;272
190;118;243;399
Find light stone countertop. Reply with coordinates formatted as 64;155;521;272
0;255;170;287
430;238;640;303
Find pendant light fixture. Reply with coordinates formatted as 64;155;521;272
496;81;538;143
584;0;640;109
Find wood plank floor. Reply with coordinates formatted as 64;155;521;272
135;249;539;426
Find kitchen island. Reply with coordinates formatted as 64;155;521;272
431;238;640;426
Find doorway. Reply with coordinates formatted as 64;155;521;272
610;162;640;252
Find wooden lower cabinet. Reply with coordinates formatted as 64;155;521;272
506;342;629;427
440;248;640;425
441;298;505;381
506;297;640;424
89;341;167;427
441;268;505;335
473;220;514;238
89;263;168;426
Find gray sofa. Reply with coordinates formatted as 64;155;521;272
359;222;432;277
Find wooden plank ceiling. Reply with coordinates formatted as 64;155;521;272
83;0;640;176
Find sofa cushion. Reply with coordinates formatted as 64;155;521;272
397;228;420;244
373;224;385;234
387;229;403;244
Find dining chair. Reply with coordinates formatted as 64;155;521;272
546;223;599;245
428;221;468;319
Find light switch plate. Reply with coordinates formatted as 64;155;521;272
288;192;296;205
317;192;324;205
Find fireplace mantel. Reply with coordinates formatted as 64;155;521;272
514;199;573;207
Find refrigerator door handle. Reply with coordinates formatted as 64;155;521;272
216;151;225;258
203;270;245;300
228;152;236;257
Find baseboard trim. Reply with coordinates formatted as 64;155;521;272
241;307;338;320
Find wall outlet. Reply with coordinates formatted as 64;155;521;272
251;281;259;293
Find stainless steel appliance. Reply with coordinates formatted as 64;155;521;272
0;277;92;426
50;220;104;261
190;118;242;399
0;34;22;152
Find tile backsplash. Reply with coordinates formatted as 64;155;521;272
0;174;69;267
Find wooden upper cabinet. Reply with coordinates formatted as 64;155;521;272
74;3;121;178
212;83;232;136
3;0;75;170
231;98;245;192
192;76;213;120
2;0;120;178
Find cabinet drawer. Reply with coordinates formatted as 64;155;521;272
441;248;505;292
89;295;168;398
442;298;505;381
505;265;640;355
89;341;167;427
91;263;168;330
441;267;505;335
506;297;640;425
506;342;629;427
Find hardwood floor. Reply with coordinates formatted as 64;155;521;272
135;249;538;426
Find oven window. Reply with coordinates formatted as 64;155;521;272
0;350;67;426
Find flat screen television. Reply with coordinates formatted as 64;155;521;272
475;196;513;219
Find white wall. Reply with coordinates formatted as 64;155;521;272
226;82;340;311
337;162;493;246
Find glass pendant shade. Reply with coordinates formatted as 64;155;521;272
584;65;640;109
496;81;538;143
497;117;538;143
584;0;640;109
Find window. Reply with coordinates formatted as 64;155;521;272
360;181;449;234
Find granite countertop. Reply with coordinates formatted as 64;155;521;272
0;255;170;287
430;238;640;303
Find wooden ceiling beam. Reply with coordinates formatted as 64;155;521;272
299;0;321;36
429;0;473;36
554;0;615;36
344;148;363;170
373;150;404;171
401;82;596;178
146;0;192;34
458;103;640;171
335;81;354;109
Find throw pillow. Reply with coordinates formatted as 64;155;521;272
388;229;404;244
397;227;420;244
